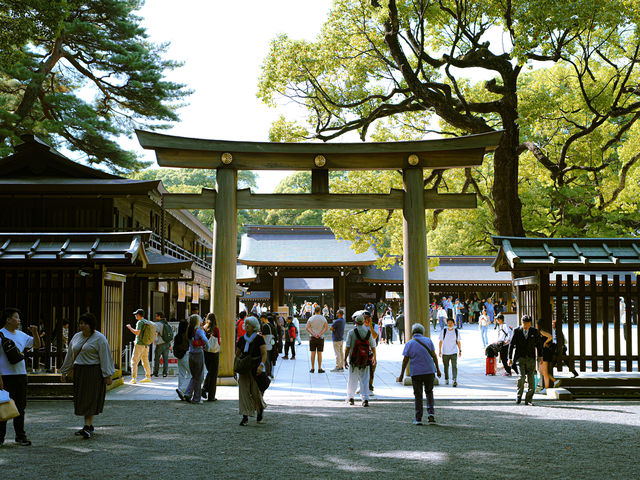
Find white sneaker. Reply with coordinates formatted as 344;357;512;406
130;378;137;384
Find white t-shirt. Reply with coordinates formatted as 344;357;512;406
0;327;34;375
439;327;459;355
307;314;328;336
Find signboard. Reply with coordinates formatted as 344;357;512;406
177;282;186;302
158;281;168;293
186;284;192;298
192;285;200;303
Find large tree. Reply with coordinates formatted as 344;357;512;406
0;0;188;172
259;0;640;246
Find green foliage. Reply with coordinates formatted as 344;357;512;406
0;0;189;172
258;0;640;256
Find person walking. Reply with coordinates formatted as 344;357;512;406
496;314;513;375
152;312;172;378
454;299;463;329
126;309;152;384
509;315;541;405
60;312;114;439
306;306;328;373
202;313;220;402
330;310;346;371
235;316;267;426
478;307;489;348
396;323;441;424
173;319;191;398
395;313;406;343
439;318;461;386
344;314;376;407
283;316;297;359
429;303;438;332
292;315;302;346
437;305;448;333
363;311;379;394
0;307;40;447
259;313;275;378
383;311;395;344
177;314;207;404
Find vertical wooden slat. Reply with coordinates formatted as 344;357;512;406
567;275;574;373
602;274;609;372
578;275;586;371
625;275;633;372
554;274;563;371
636;275;640;372
590;275;598;372
613;275;621;371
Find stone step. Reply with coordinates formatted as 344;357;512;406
564;386;640;399
27;382;73;400
555;377;640;388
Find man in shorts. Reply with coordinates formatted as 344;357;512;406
306;306;328;373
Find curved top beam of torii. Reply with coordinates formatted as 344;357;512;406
135;129;502;171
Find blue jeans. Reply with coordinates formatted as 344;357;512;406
480;325;488;347
456;314;463;329
185;350;204;402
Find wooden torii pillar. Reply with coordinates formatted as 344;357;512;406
136;130;501;383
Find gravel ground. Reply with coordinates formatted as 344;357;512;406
1;398;639;479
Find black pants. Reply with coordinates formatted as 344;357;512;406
0;374;27;441
284;340;295;358
411;374;435;421
397;329;405;343
499;344;512;374
203;351;219;400
385;325;394;343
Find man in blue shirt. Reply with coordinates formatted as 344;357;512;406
454;299;464;329
330;310;346;372
397;323;442;424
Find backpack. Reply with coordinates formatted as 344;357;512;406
350;329;372;368
263;323;274;351
287;325;297;340
0;331;25;364
160;320;173;344
442;328;459;341
140;319;156;345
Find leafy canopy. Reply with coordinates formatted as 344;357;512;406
0;0;189;172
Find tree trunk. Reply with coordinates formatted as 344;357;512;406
492;126;525;237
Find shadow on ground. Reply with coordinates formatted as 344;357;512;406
0;398;638;479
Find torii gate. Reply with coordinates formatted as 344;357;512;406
136;129;501;383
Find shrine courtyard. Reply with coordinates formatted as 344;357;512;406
2;327;639;479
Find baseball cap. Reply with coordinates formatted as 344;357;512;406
133;309;145;316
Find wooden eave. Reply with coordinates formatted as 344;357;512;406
136;130;502;170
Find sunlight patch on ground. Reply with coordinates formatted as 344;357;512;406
364;450;449;464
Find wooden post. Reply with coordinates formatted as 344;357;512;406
213;167;237;384
402;168;429;336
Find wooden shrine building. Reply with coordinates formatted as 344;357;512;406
0;135;213;377
136;129;502;383
493;236;640;373
236;225;513;316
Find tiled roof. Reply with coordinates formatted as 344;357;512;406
362;256;512;284
0;232;149;265
492;236;640;271
238;225;377;266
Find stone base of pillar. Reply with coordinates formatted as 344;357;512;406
217;377;238;386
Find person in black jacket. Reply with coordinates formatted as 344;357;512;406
508;315;541;405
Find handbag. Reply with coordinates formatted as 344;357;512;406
0;331;25;365
233;354;255;374
207;334;220;353
0;398;19;422
254;371;271;393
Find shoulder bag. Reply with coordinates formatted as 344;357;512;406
207;332;221;353
67;334;91;381
0;332;25;365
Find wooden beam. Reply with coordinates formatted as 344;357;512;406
162;188;477;210
311;169;329;194
163;189;216;209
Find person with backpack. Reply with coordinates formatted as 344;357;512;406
173;319;191;398
152;312;173;378
344;314;376;407
438;317;461;386
396;323;442;424
202;313;220;401
259;313;275;378
283;316;297;359
178;314;208;404
236;311;247;343
126;309;154;384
